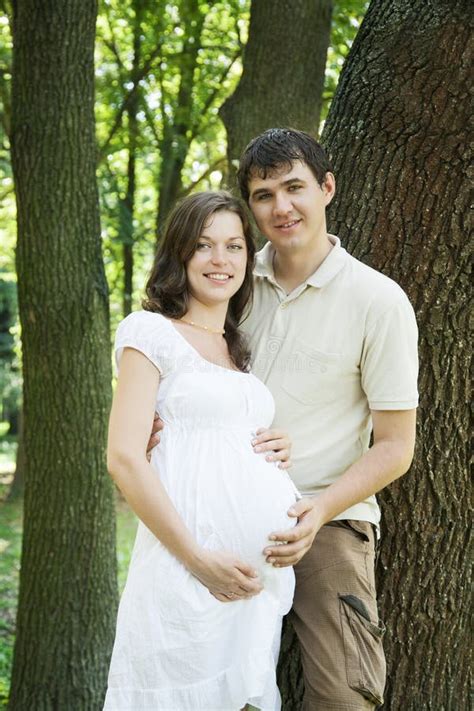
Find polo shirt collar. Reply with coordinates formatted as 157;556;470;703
253;234;348;289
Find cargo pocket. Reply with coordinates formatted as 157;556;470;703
339;593;386;706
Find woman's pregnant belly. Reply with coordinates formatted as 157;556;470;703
155;428;298;576
205;450;297;568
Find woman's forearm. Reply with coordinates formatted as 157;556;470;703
108;454;263;598
108;452;201;571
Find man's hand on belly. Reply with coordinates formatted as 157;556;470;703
263;498;323;567
252;427;292;468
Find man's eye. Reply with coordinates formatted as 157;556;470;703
256;193;271;201
288;184;302;192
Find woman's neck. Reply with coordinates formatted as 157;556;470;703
183;300;228;332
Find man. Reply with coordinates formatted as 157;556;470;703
238;128;418;710
150;128;418;709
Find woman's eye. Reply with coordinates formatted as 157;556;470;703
196;243;211;250
228;244;244;250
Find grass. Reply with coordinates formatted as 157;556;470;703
0;478;138;705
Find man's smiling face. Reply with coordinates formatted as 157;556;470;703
248;160;335;254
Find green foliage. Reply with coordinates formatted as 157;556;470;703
0;0;369;333
0;10;20;438
0;280;15;360
96;0;249;325
322;0;369;124
0;278;20;437
0;10;14;270
93;0;368;322
0;7;13;244
0;436;15;473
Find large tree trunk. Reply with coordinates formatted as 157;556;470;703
220;0;332;183
324;2;471;708
280;1;471;708
9;2;117;708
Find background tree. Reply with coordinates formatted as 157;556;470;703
279;0;471;707
8;1;117;708
150;0;246;232
155;0;205;231
118;0;143;317
220;0;333;181
323;1;471;707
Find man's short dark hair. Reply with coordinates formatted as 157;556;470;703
237;127;333;203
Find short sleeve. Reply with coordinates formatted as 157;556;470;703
361;294;419;410
114;311;170;375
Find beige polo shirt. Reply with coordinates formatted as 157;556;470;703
241;235;419;525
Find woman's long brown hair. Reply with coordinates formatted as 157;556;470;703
143;191;256;371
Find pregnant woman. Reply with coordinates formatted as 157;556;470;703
104;191;298;711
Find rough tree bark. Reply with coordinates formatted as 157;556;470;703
220;0;332;182
280;1;471;708
324;2;471;707
9;2;117;708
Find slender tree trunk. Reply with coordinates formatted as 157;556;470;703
122;228;134;317
120;0;142;318
6;409;24;501
156;0;204;234
9;2;117;708
220;0;333;184
121;121;137;317
280;1;471;708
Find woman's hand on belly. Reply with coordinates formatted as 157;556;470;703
252;427;292;469
189;549;264;603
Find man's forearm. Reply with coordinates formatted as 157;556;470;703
264;409;416;567
312;437;414;526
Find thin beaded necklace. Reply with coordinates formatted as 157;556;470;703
179;318;225;335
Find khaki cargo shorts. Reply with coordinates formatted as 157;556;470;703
290;520;386;710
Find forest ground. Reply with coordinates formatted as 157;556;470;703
0;443;138;706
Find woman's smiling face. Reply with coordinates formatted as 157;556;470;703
186;210;248;308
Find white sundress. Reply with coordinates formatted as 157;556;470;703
103;310;298;711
